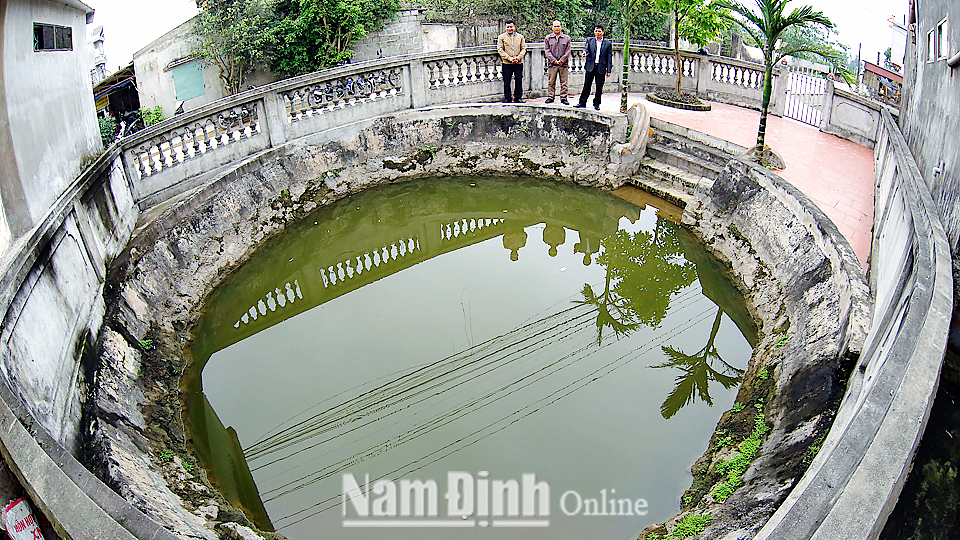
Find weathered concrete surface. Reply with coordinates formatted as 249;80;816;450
818;80;890;149
1;0;101;246
900;0;960;352
88;105;647;538
636;157;872;539
750;110;951;540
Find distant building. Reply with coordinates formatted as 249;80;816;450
132;16;276;118
888;16;908;72
89;24;107;85
862;61;902;105
0;0;100;252
92;62;140;133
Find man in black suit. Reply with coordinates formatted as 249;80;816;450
575;25;614;111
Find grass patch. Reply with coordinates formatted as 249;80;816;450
711;411;769;502
650;513;712;539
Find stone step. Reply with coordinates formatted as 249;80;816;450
650;118;750;156
651;130;733;170
646;142;725;180
627;174;693;209
638;157;701;194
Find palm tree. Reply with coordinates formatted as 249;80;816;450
717;0;850;158
616;0;648;113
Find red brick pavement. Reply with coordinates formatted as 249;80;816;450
532;92;875;270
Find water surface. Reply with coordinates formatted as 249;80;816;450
185;177;755;540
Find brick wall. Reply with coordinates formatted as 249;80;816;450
352;9;426;62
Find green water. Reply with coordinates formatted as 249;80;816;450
185;177;755;540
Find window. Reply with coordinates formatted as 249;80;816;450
33;23;72;51
171;61;205;102
937;17;949;59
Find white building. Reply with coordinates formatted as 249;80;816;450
89;24;107;85
0;0;101;254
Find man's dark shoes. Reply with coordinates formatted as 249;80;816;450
574;103;586;108
545;98;554;104
593;105;601;110
561;98;569;105
514;98;524;103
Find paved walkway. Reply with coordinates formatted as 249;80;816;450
529;92;875;270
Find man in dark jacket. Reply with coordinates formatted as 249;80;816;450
575;25;613;111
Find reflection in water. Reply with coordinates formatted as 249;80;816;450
653;309;745;420
186;178;755;539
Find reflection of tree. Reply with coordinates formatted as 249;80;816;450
574;281;639;345
576;219;698;344
653;308;744;419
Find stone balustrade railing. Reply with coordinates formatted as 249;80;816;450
120;45;776;207
754;109;952;540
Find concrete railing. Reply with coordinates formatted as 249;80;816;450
0;145;181;539
754;109;952;540
119;45;775;207
818;79;897;149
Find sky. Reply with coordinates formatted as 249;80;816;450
88;0;199;73
86;0;907;75
803;0;907;63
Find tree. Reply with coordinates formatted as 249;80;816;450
653;0;728;95
192;0;275;95
490;0;588;41
777;23;847;64
716;0;851;158
270;0;400;76
614;0;666;112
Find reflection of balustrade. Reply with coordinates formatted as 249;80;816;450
439;218;505;242
320;237;420;288
234;280;303;328
127;100;260;179
281;67;403;122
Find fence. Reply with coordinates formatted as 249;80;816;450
754;108;952;540
120;44;782;207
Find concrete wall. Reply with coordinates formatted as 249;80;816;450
132;17;276;119
0;0;100;243
900;0;960;324
352;8;428;62
819;79;888;149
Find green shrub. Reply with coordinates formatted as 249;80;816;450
670;513;711;538
98;116;117;147
712;413;769;502
140;105;165;127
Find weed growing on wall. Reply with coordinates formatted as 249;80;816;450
711;406;769;502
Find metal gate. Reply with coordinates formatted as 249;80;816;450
783;65;827;126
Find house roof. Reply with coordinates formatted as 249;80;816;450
49;0;95;15
93;62;136;98
863;61;904;84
